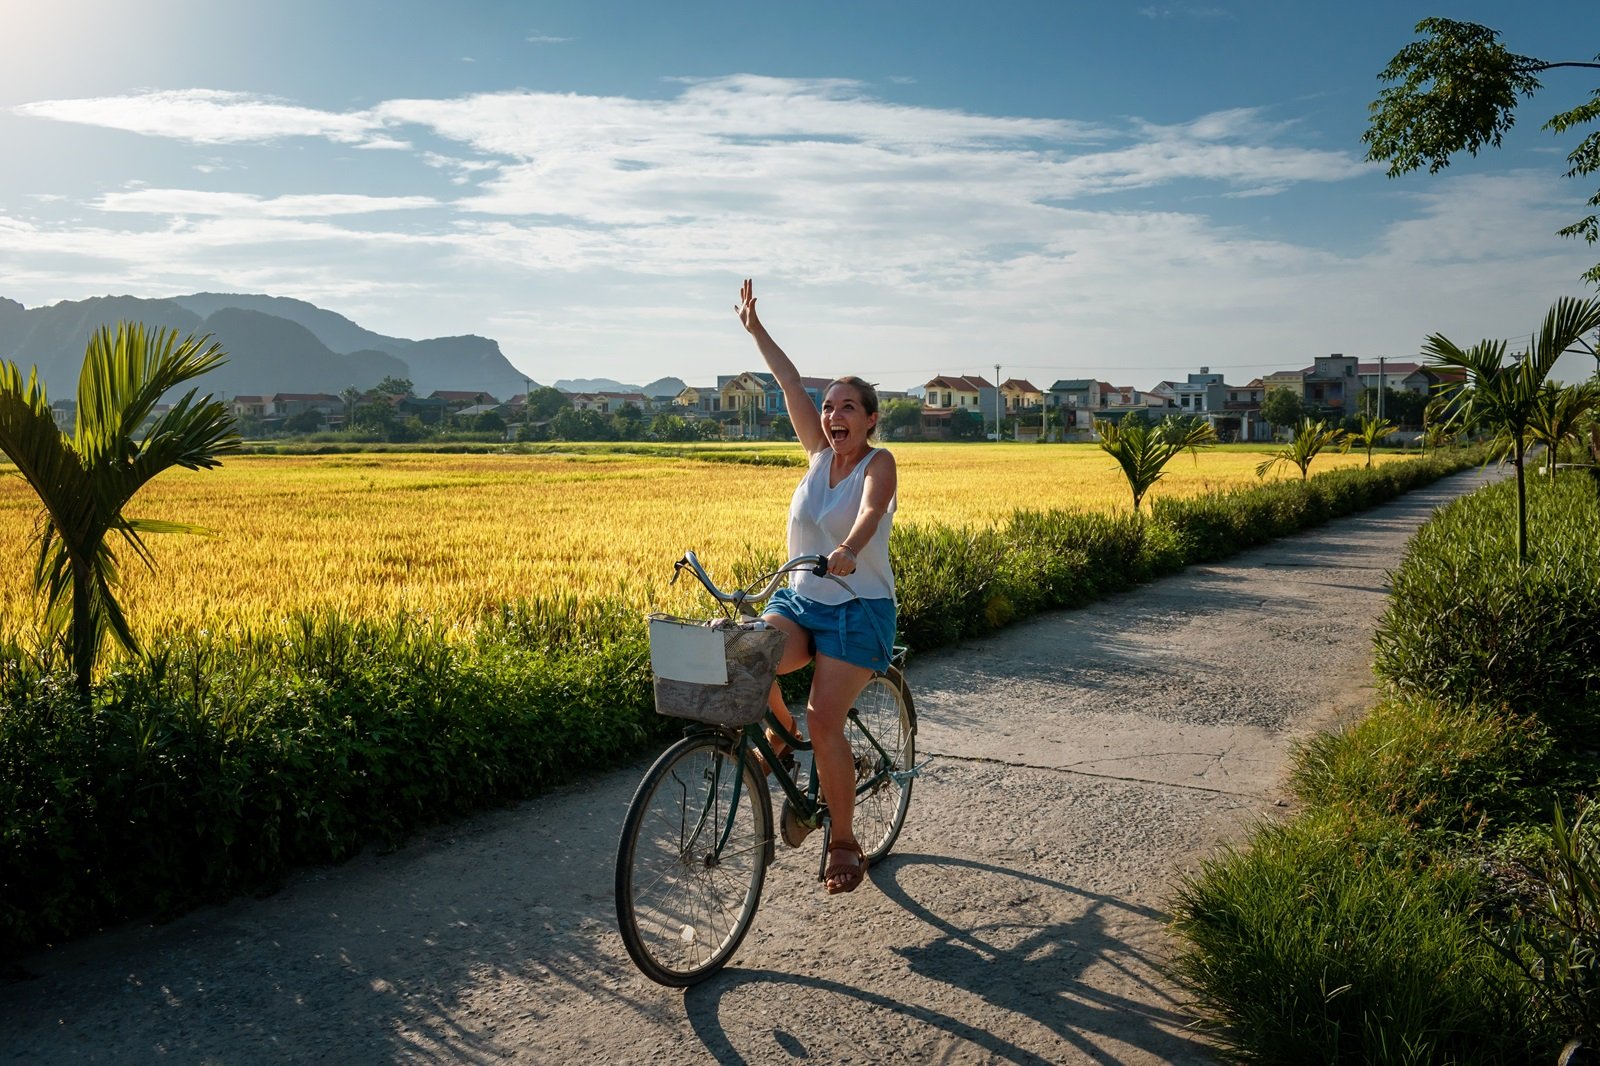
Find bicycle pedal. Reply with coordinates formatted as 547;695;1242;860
779;798;817;848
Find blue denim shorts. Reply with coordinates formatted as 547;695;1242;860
764;588;897;672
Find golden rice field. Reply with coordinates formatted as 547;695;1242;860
0;443;1407;638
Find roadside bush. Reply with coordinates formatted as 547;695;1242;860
0;605;656;951
1152;451;1479;562
1374;471;1600;733
1290;696;1554;838
1173;458;1600;1059
1171;808;1540;1064
891;522;1008;646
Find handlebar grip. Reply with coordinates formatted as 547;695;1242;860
811;554;829;577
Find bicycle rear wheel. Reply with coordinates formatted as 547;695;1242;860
845;668;916;864
615;733;771;986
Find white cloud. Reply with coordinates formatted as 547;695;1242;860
13;89;385;146
7;76;1592;388
92;189;441;217
525;35;572;44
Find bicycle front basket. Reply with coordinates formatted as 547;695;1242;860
647;613;787;727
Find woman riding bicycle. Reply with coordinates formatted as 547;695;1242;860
736;278;898;896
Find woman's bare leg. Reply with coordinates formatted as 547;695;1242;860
760;613;814;747
805;652;875;849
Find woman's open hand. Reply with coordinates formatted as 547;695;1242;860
736;278;761;334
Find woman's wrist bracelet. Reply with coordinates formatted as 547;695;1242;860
836;544;857;559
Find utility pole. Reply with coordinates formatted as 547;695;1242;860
1377;357;1386;420
993;363;1002;441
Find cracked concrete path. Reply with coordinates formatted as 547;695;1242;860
0;466;1504;1065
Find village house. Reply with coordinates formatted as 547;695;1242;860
429;390;500;412
716;372;829;417
999;378;1043;413
1220;378;1272;442
569;391;648;414
229;395;272;421
1299;354;1360;413
1149;369;1227;417
922;374;993;411
920;374;995;438
674;385;722;415
273;393;344;419
1355;360;1437;396
1046;380;1100;430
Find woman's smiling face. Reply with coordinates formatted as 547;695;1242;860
821;382;876;453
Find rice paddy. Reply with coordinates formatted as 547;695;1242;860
0;442;1407;638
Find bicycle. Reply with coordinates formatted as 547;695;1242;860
614;551;919;987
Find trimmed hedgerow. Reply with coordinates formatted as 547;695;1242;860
0;604;661;949
1373;470;1600;732
1170;808;1540;1064
0;449;1482;952
1173;465;1600;1060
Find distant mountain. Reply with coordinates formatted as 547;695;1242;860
0;292;533;400
555;377;633;393
190;308;408;396
641;376;687;399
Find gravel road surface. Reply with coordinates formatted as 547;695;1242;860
1;466;1503;1064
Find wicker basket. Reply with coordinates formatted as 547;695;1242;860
647;613;787;727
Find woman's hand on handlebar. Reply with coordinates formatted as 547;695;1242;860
824;545;856;577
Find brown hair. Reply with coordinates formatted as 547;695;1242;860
825;376;879;417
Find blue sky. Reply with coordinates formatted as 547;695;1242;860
3;0;1598;391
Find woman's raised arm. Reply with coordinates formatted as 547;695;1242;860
736;279;826;454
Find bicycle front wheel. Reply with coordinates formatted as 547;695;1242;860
615;733;771;986
846;668;916;864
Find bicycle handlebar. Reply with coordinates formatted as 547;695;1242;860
671;549;855;611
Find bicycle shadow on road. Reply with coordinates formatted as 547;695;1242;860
682;852;1207;1065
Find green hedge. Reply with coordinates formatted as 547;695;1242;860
1172;467;1600;1061
1171;809;1534;1064
0;449;1481;951
1374;472;1600;731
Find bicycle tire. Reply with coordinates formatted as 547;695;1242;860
845;667;916;864
615;733;772;986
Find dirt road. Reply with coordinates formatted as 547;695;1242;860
1;467;1502;1064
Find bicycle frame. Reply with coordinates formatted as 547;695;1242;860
663;551;912;866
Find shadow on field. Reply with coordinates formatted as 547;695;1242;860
683;854;1204;1064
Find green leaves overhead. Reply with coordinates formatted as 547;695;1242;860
1365;18;1600;283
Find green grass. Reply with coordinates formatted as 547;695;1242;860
1171;809;1538;1064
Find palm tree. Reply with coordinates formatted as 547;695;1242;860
1256;417;1345;480
1341;413;1398;468
1525;381;1600;479
1424;296;1600;563
0;323;239;700
1096;415;1218;512
1420;394;1455;456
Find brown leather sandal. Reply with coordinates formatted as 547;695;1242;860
824;838;868;895
751;736;794;779
751;724;800;778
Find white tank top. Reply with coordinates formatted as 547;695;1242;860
787;447;895;605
